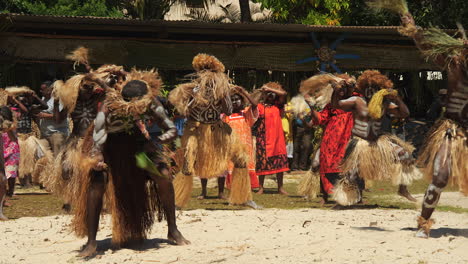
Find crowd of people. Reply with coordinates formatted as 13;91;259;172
0;2;466;257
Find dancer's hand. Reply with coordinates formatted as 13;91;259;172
400;13;414;26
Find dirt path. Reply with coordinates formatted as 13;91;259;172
1;208;467;264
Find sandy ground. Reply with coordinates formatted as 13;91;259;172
1;206;468;264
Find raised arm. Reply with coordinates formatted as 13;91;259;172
394;96;410;118
234;86;258;110
150;98;177;144
400;12;446;67
338;96;359;112
9;96;28;113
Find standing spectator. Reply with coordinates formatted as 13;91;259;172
253;82;289;195
290;95;313;171
282;102;294;168
1;106;19;201
37;81;69;156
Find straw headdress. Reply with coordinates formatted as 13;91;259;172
5;86;36;97
299;74;342;108
169;54;231;115
368;88;398;119
105;68;161;117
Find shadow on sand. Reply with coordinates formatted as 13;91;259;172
401;227;468;238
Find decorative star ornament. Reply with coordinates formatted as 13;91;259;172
296;32;360;73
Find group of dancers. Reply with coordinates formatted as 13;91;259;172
0;1;465;257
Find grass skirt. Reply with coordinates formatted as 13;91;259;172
18;135;53;182
41;136;87;203
332;177;361;206
181;120;232;178
340;134;421;185
297;169;320;200
417;119;468;195
228;167;252;205
174;121;249;207
72;132;163;246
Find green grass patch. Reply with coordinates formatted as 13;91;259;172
3;178;467;219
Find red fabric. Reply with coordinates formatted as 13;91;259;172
314;104;354;193
254;104;289;176
223;107;260;189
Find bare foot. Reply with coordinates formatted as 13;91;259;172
168;229;191;245
0;214;8;221
278;188;289;195
398;187;417;202
218;193;226;200
256;188;264;195
319;198;327;207
3;201;11;207
415;229;429;238
78;240;97;257
197;194;206;200
245;200;263;209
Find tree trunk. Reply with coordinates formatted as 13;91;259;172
239;0;252;22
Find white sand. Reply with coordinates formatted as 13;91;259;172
1;207;468;264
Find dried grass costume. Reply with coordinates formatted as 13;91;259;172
368;0;468;237
72;69;169;245
2;87;52;184
169;54;235;208
41;75;105;205
334;81;421;205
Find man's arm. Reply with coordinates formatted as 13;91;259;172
338;96;359;112
394;96;410;118
400;12;446;67
151;98;177;144
235;86;258;110
303;94;324;126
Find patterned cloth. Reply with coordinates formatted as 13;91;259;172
313;103;354;194
223;106;260;188
16;111;33;134
2;132;20;179
254;103;289;176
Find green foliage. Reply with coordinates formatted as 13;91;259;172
253;0;351;25
253;0;467;28
343;0;468;28
124;0;175;20
1;0;123;17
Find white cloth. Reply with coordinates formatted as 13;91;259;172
39;97;69;137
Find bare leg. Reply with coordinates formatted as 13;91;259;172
276;172;288;195
218;177;226;199
7;177;15;197
257;175;265;194
150;164;190;245
198;178;207;199
79;171;106;257
398;184;417;202
0;176;7;220
416;137;451;238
